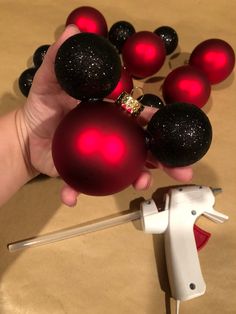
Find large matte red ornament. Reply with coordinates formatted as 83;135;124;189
106;67;133;100
162;65;211;108
122;31;166;78
52;101;147;196
189;38;235;84
65;6;108;37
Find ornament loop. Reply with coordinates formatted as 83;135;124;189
130;86;144;101
115;90;144;117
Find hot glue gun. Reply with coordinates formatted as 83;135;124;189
140;185;228;311
8;185;229;313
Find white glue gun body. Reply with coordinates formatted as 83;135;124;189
140;185;228;302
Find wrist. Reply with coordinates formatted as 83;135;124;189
15;108;40;180
0;109;39;206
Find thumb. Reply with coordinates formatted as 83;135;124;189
30;25;80;94
43;25;80;67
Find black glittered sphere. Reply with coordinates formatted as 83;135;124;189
138;93;165;109
147;102;212;167
33;44;50;68
108;21;136;52
55;33;122;100
154;26;178;55
18;67;37;97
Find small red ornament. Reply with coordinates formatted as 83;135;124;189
162;65;211;108
106;67;133;100
122;31;166;78
65;6;108;37
189;38;235;84
52;100;147;196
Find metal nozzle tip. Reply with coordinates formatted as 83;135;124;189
211;187;223;195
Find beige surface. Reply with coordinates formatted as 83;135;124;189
0;0;236;313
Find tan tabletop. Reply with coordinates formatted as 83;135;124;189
0;1;235;313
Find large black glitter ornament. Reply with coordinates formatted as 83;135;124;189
55;33;122;100
33;44;50;68
147;102;212;167
154;26;178;55
108;21;136;53
18;67;37;97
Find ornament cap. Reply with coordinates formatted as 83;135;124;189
115;90;144;117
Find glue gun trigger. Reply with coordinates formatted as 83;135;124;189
193;224;211;251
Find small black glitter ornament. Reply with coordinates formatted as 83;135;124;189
138;93;164;109
18;67;37;97
33;44;50;68
55;33;121;100
147;102;212;167
108;21;136;53
154;26;178;55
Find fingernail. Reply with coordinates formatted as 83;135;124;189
66;24;80;31
144;176;153;190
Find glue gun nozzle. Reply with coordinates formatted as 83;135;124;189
211;187;223;195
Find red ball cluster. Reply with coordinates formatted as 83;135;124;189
17;6;235;197
65;6;235;109
163;39;235;108
65;6;168;98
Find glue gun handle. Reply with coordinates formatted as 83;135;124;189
165;223;206;301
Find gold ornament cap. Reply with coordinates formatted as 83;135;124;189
115;88;144;117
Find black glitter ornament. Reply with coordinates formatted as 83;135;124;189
55;33;122;100
154;26;178;55
138;93;165;109
18;67;37;97
147;102;212;167
108;21;136;53
33;44;50;68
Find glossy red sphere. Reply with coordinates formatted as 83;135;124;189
162;65;211;108
189;38;235;84
66;6;108;37
52;101;147;196
122;31;166;78
106;67;133;100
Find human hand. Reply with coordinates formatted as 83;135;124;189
20;25;192;206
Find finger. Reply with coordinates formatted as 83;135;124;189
144;141;193;182
145;151;161;169
61;184;80;207
132;170;153;190
43;24;80;68
163;165;193;182
136;106;157;127
34;25;80;87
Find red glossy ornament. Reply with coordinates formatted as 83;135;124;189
106;67;133;100
122;31;166;78
162;65;211;108
189;38;235;84
65;6;108;37
52;101;147;196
